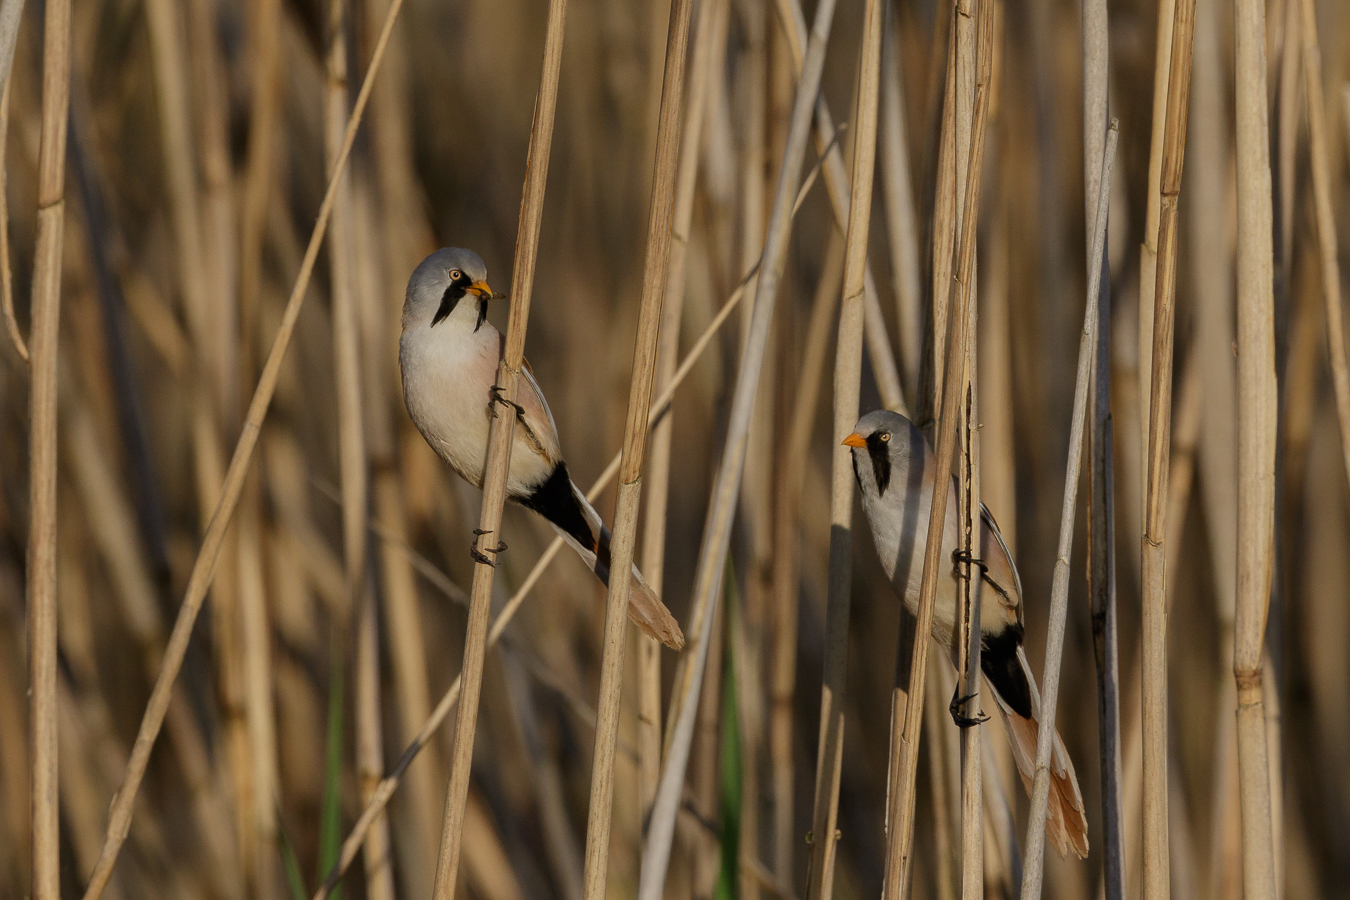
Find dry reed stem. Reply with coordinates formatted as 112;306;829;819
1140;1;1196;896
238;0;280;362
578;0;693;894
1138;0;1178;513
0;78;22;365
807;0;884;893
880;4;922;393
771;226;845;879
1081;2;1122;893
637;0;842;889
315;270;767;900
951;4;983;897
428;0;569;891
636;0;728;826
919;19;957;428
1233;0;1278;895
1020;119;1117;900
882;5;991;897
1297;0;1350;498
0;0;22;112
26;0;71;893
78;0;411;892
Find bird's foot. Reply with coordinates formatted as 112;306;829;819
470;539;508;566
949;687;990;728
489;384;526;420
951;548;989;579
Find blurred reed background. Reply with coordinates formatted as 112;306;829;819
0;0;1348;897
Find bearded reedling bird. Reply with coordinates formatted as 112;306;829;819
844;409;1088;858
399;248;684;650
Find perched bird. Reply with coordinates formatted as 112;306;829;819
844;409;1088;858
399;247;684;650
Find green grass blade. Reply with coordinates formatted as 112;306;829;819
277;809;310;900
318;633;345;900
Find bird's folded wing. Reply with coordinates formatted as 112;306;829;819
980;502;1023;628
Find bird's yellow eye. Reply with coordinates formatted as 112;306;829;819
450;269;463;281
879;432;890;442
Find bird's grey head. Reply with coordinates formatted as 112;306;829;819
403;247;494;330
843;409;923;499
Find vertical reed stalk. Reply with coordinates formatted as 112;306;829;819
1083;2;1123;896
880;3;922;394
238;0;281;362
1233;0;1278;896
882;4;991;896
1297;0;1350;496
1138;0;1178;512
27;0;71;894
637;0;842;891
1020;120;1117;900
80;1;411;893
577;0;693;895
950;4;984;896
0;77;23;365
1140;2;1196;897
807;0;884;894
636;0;728;826
428;0;568;893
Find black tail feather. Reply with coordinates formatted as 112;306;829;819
520;462;612;582
980;625;1032;719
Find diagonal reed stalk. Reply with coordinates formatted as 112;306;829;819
577;0;693;895
1082;0;1123;893
27;0;71;895
806;0;884;895
637;0;843;891
78;0;411;893
636;0;728;827
1140;0;1196;896
1019;118;1117;900
1233;0;1278;896
312;260;772;900
428;0;569;893
1297;0;1350;498
882;5;991;897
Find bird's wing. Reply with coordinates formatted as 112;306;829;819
979;502;1024;629
491;329;562;468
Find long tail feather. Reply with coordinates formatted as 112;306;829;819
555;482;684;650
987;646;1089;859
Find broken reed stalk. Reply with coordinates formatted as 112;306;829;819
950;3;983;897
316;264;767;900
806;0;884;894
78;0;411;893
636;0;727;824
1020;119;1117;900
27;0;71;895
577;0;693;895
428;0;568;894
1140;1;1196;897
636;0;842;893
1082;0;1123;893
1138;0;1177;512
882;4;992;896
1233;0;1278;896
1297;0;1350;497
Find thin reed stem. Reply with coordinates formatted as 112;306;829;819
806;0;884;894
428;0;569;892
578;0;693;895
1140;2;1196;897
0;78;21;365
28;0;71;894
1233;0;1278;896
882;5;991;896
79;0;412;892
1020;119;1117;900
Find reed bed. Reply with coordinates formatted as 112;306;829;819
4;0;1350;898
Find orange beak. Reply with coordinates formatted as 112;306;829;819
466;280;494;299
841;432;867;448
